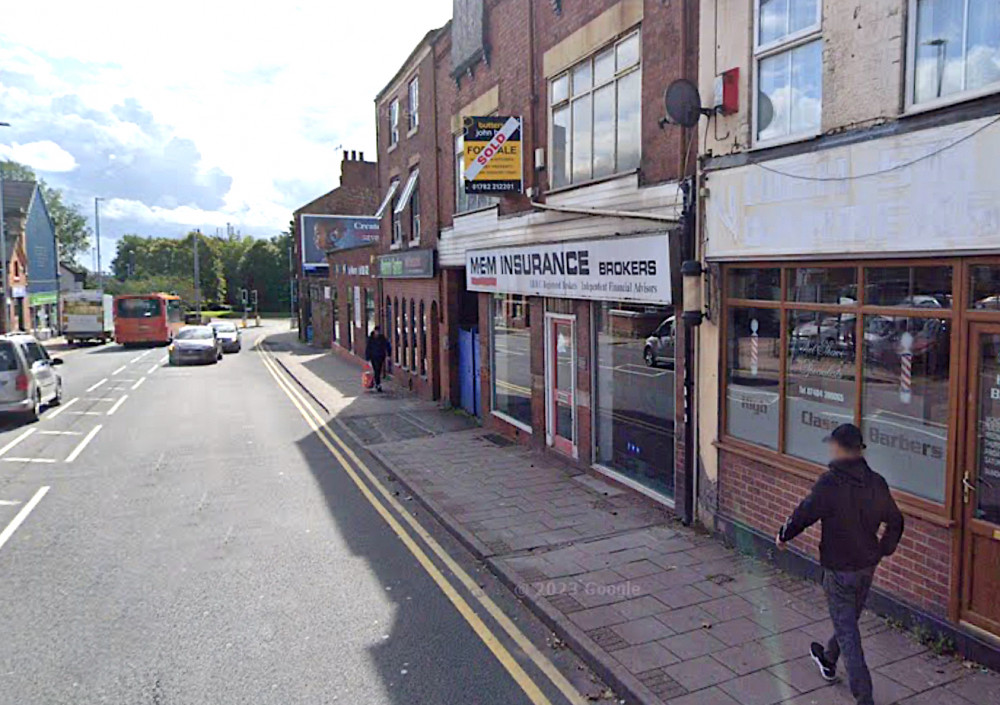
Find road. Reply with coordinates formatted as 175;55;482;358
0;324;608;705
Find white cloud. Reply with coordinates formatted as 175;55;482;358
0;140;78;172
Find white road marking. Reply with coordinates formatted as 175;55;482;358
0;428;36;458
46;397;78;419
2;458;56;464
39;430;83;436
160;355;168;364
107;396;128;416
86;378;108;392
83;397;116;402
65;426;102;463
68;411;102;416
131;377;146;391
112;365;127;375
130;349;154;363
0;499;22;506
0;486;49;553
147;363;159;374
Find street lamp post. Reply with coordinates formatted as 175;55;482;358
94;197;104;290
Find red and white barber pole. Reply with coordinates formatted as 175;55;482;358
750;318;759;377
899;331;913;404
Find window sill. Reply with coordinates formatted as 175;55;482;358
407;126;419;138
390;242;402;251
388;142;398;153
491;410;533;434
750;130;822;152
408;239;420;247
713;436;955;528
545;169;639;197
455;204;499;219
904;84;1000;118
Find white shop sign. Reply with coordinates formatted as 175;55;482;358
705;116;1000;259
466;233;671;305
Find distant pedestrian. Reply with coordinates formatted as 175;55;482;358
365;326;391;393
776;423;904;705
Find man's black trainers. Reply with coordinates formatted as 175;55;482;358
810;642;837;681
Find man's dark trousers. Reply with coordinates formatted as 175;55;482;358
371;358;384;388
824;566;876;705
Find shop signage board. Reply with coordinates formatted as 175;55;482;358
462;116;522;195
377;250;435;279
299;215;380;272
466;233;671;304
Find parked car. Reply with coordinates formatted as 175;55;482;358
168;326;222;365
644;316;676;367
0;334;63;422
210;321;242;353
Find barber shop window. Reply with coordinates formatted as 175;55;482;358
723;264;956;505
492;294;532;430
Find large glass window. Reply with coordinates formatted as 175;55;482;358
862;315;950;502
723;262;957;506
971;265;1000;310
393;297;400;364
420;301;427;376
410;299;417;371
366;289;375;336
726;307;781;449
755;0;822;143
401;298;408;367
333;290;340;343
455;133;499;214
594;302;675;497
492;294;532;429
550;30;641;188
912;0;1000;107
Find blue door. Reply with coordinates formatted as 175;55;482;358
458;328;480;416
472;329;481;416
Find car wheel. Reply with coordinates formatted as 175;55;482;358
26;390;41;423
644;346;656;367
51;381;63;406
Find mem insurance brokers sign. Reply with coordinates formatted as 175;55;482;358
466;233;672;305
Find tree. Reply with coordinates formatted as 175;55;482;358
1;160;93;262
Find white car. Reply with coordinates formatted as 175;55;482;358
0;334;64;422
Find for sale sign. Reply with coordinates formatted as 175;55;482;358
462;116;522;195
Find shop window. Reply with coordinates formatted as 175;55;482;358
455;133;498;214
910;0;1000;108
385;296;392;348
393;297;400;364
722;263;955;506
491;294;532;429
420;301;427;376
389;98;399;146
401;298;408;367
332;290;340;343
862;315;950;502
971;265;1000;310
410;299;417;371
865;266;953;308
785;309;857;464
346;287;353;352
408;76;419;132
726;306;781;450
594;302;675;497
550;30;641;188
366;289;375;336
754;0;822;144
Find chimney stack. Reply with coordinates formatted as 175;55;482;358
359;151;365;162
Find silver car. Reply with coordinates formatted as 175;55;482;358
0;334;64;422
168;326;223;365
210;321;242;353
644;317;676;368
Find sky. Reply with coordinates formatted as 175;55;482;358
0;0;452;268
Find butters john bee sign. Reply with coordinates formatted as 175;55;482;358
466;233;672;305
462;116;522;195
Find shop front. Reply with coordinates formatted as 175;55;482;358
468;232;678;501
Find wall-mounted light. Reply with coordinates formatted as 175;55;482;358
681;260;704;326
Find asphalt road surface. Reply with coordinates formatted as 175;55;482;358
0;324;609;705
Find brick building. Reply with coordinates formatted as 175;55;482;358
372;28;448;400
293;151;379;350
435;0;698;514
693;0;1000;660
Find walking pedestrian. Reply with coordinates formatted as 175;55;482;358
364;325;391;393
776;423;904;705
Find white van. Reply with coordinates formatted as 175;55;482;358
0;334;64;421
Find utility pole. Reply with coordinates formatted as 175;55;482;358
288;244;295;328
94;197;104;289
193;229;202;320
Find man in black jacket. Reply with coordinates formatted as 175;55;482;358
364;326;391;392
776;423;904;705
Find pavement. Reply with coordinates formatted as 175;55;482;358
265;329;1000;705
0;320;616;704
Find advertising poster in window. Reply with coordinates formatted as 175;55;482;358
462;116;522;194
299;215;380;272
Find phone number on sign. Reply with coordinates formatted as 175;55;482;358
466;181;521;193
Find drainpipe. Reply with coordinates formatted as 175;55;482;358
680;178;697;526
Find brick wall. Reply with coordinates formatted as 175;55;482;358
718;449;952;617
383;277;441;401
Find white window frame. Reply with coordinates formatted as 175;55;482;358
547;29;642;190
389;177;402;249
455;132;499;215
408;77;420;133
409;175;421;245
752;0;823;149
389;99;400;147
489;293;533;434
905;0;1000;114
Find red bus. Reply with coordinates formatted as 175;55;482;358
114;293;185;345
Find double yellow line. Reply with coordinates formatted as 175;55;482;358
256;340;586;705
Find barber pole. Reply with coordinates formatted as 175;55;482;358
750;318;759;377
899;332;913;404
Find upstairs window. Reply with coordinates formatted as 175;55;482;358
408;77;420;131
390;178;402;247
549;30;641;188
754;0;822;144
455;133;499;214
389;99;400;147
910;0;1000;108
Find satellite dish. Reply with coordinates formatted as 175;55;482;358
757;92;775;133
664;79;707;128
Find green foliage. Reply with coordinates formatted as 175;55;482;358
1;160;92;262
109;230;292;312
